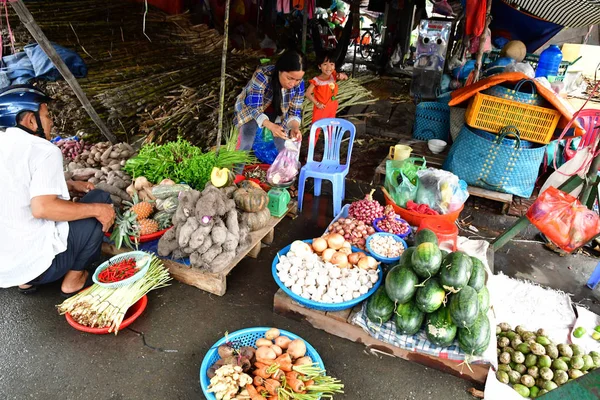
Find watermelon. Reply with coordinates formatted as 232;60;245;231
415;278;446;313
415;229;438;246
439;251;473;293
458;312;491;356
399;247;415;268
468;257;486;291
411;243;443;279
426;305;458;347
478;286;490;314
385;265;418;304
441;249;450;258
449;286;480;328
394;300;425;335
366;286;395;324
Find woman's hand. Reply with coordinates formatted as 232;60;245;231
264;121;287;139
290;127;302;142
67;180;95;195
338;72;349;81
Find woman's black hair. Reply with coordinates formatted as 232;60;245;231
316;49;337;66
272;49;306;117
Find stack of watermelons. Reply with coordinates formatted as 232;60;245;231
365;228;491;356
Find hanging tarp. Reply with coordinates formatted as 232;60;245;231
505;0;600;27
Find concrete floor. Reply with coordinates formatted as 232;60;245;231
1;182;599;400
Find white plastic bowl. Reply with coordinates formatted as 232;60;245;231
428;139;447;154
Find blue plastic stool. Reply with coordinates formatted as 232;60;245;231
298;118;356;217
586;261;600;290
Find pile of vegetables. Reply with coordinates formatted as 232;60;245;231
97;256;141;283
365;229;491;357
123;138;254;190
56;138;92;161
326;217;375;250
276;237;379;304
57;254;171;334
374;205;411;236
348;190;384;225
495;323;600;398
157;183;251;270
68;141;136;170
206;328;344;399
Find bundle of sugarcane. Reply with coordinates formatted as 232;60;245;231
300;76;379;134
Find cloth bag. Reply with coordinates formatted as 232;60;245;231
443;125;546;198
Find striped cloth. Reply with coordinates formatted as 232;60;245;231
509;0;600;27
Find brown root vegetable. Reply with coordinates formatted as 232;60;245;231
134;176;151;191
207;367;217;379
256;346;277;361
239;347;256;361
159;179;176;186
265;328;280;340
294;356;313;366
274;336;291;350
271;345;283;356
71;168;99;181
217;345;234;358
256;338;273;348
287;339;307;359
95;182;132;202
126;184;136;198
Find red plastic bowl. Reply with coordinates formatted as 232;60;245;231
382;189;463;226
65;295;148;334
104;227;172;243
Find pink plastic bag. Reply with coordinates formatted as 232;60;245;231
527;187;600;253
266;140;301;185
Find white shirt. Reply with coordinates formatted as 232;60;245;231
0;127;70;287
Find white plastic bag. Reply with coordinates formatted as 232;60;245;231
266;140;301;185
416;168;468;214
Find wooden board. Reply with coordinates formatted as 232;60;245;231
102;202;296;296
273;290;490;385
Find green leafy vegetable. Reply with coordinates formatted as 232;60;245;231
124;137;254;189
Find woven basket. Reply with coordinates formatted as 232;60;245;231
483;80;546;107
413;102;450;141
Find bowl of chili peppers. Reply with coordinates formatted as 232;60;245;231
92;251;152;289
65;295;148;334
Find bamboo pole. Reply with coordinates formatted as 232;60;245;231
10;0;117;143
302;0;308;54
472;0;493;83
215;0;232;156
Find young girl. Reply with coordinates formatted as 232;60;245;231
305;50;348;142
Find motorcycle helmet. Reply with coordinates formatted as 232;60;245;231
0;85;53;137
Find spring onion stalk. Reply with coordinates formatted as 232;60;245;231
57;256;171;334
274;364;344;399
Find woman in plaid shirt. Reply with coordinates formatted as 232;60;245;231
234;50;306;154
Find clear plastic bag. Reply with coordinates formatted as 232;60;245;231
527;187;600;253
266;140;301;185
416;168;468;214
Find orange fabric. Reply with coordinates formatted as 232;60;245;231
310;72;339;141
449;72;584;137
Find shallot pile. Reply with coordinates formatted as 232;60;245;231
348;189;384;225
326;218;375;250
375;205;411;236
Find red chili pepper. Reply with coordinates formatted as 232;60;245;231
98;258;138;283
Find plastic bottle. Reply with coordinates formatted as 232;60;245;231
535;44;563;79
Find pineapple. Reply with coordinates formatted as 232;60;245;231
110;210;140;249
124;192;153;221
139;219;159;235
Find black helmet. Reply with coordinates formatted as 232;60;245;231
0;85;52;137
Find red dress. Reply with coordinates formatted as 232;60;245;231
310;72;339;142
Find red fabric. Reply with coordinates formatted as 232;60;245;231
465;0;486;36
406;201;439;215
310;72;339;142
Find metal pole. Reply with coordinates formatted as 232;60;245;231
302;0;308;53
215;0;232;156
10;0;117;144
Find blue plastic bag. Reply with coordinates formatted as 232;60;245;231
24;43;87;81
252;126;278;164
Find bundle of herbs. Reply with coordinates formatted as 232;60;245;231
57;255;171;334
123;137;254;190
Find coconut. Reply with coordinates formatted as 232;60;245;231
500;40;527;62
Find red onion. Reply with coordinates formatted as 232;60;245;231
348;189;384;225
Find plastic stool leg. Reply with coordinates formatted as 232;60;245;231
586;261;600;290
298;170;307;212
332;175;343;217
314;178;322;196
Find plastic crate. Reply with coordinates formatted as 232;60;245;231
484;49;571;81
200;327;325;400
465;92;561;144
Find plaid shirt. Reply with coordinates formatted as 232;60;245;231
234;65;305;129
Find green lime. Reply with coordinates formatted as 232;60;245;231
592;332;600;341
595;325;600;333
573;327;586;338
